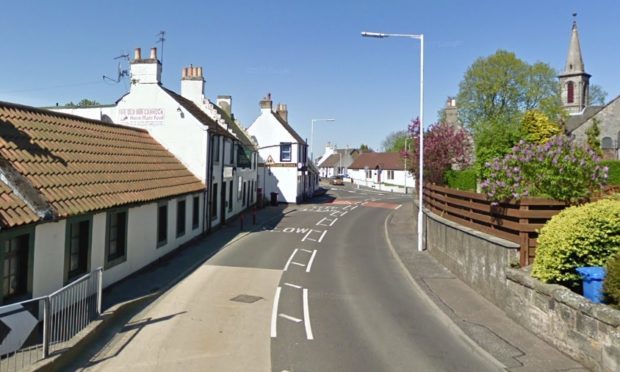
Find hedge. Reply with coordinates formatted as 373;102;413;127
601;160;620;186
444;168;477;191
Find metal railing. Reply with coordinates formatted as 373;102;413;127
0;267;102;371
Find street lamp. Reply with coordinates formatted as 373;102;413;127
310;118;335;162
362;30;424;252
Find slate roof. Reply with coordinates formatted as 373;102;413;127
0;101;205;229
349;152;404;170
211;103;256;148
319;154;341;168
565;95;620;133
162;88;235;139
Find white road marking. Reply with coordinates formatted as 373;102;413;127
283;249;298;271
395;204;402;210
301;230;312;242
303;288;314;340
300;249;313;253
351;205;358;210
329;218;338;226
279;313;302;323
318;230;327;243
316;217;328;226
292;262;306;267
284;282;302;289
306;250;317;273
271;287;282;338
340;211;348;217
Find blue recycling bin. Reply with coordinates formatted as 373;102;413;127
576;266;606;303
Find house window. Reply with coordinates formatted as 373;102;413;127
66;217;91;282
280;143;292;162
177;199;186;237
242;182;247;207
567;81;574;104
212;136;220;162
106;210;127;267
387;170;395;180
211;184;218;220
157;203;168;247
602;137;613;149
192;196;200;230
229;141;235;165
365;169;372;178
1;231;31;304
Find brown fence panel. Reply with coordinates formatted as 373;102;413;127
422;184;567;266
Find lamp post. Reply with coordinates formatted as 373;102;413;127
362;31;424;252
404;136;409;194
310;118;335;162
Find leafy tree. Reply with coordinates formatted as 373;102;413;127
586;118;603;156
521;109;562;144
64;99;100;108
381;130;409;152
457;50;563;173
406;118;472;185
589;84;608;106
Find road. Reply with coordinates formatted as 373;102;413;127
75;184;500;371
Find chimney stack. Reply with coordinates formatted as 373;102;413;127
276;103;288;122
260;93;273;111
180;64;205;104
217;95;232;116
130;46;162;87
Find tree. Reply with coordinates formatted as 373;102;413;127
456;50;563;174
406;118;472;185
589;84;608;106
64;99;100;108
521;109;562;144
381;130;409;152
586;118;603;155
359;144;373;153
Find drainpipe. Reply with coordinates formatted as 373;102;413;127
204;130;213;234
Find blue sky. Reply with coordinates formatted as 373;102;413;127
1;0;618;153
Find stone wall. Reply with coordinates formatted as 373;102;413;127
419;204;620;372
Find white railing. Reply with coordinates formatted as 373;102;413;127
0;267;102;371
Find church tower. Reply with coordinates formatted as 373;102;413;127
558;16;590;114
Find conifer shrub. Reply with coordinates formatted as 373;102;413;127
532;199;620;288
604;251;620;309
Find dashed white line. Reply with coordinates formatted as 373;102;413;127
292;262;306;267
306;250;317;273
395;204;402;210
271;287;282;338
284;282;302;289
303;288;314;340
301;230;312;242
283;249;298;271
340;211;348;217
316;217;328;226
318;230;327;243
279;314;302;323
329;218;338;226
300;249;313;253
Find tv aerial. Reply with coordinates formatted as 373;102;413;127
103;53;130;83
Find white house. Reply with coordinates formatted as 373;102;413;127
316;144;360;178
0;101;205;304
52;48;258;229
247;95;318;203
348;152;415;193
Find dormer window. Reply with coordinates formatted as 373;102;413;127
567;81;575;104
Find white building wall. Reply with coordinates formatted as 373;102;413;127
348;169;414;193
32;220;66;298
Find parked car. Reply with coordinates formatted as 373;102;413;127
331;175;344;185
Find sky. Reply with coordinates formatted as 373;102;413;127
1;0;619;156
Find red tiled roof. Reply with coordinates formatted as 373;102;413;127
0;101;205;229
348;152;404;170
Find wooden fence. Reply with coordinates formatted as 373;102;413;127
422;184;567;267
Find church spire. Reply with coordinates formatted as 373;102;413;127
559;14;591;114
564;14;585;74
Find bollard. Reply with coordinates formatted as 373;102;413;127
253;208;257;225
240;213;244;231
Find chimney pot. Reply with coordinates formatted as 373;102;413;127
198;67;203;78
134;48;142;60
150;47;157;59
182;67;187;78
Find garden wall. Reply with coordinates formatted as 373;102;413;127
418;203;620;372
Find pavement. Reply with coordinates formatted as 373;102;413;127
386;199;587;371
35;190;587;371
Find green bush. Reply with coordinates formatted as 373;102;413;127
532;199;620;288
604;251;620;309
601;160;620;186
444;168;477;191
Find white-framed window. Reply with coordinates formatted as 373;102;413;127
365;170;372;178
387;170;395;180
280;143;292;162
